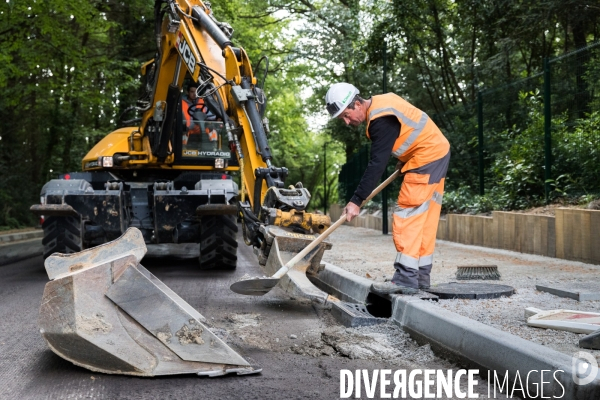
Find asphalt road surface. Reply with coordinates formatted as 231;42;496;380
0;238;419;400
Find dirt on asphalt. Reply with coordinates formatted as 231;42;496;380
207;303;512;399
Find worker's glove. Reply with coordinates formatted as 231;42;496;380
395;160;405;171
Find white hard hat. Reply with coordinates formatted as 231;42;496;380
325;83;360;118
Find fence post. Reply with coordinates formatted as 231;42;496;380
477;91;484;195
543;57;552;203
382;40;389;234
323;141;328;214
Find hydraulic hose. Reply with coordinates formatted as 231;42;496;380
241;78;272;163
191;6;233;50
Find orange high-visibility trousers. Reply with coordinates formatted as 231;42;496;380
392;152;449;289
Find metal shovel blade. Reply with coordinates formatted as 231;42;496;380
230;170;402;297
230;278;280;296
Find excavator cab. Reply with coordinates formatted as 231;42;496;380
174;77;236;169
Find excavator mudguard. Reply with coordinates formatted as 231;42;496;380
39;228;259;376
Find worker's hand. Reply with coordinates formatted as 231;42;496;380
395;160;405;171
343;202;360;222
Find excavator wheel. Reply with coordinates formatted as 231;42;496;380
41;216;82;259
199;214;238;270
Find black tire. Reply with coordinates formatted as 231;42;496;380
199;214;238;269
42;216;82;259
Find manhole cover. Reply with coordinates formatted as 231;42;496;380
424;282;515;299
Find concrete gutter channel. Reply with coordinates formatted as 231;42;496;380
3;230;600;397
310;262;600;399
0;230;43;266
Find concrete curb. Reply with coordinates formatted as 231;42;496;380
312;262;600;399
0;229;42;244
0;236;43;266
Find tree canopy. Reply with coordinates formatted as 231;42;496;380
2;0;599;228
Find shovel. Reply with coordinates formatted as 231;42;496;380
230;170;402;296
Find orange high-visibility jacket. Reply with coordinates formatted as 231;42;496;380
366;93;449;171
182;97;209;130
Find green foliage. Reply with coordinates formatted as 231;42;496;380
551;110;600;194
0;0;154;228
444;95;600;213
443;186;515;214
3;0;600;227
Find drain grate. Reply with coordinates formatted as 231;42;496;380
456;265;501;280
331;301;388;327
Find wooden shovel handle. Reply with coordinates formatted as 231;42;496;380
272;170;401;278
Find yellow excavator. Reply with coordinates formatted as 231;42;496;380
30;0;333;377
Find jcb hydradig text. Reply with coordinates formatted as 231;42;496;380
32;0;335;376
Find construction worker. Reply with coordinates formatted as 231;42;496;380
325;83;450;295
182;84;217;147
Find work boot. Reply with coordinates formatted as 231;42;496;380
418;264;432;291
370;281;419;295
391;262;419;288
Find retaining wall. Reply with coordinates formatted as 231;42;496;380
329;204;600;265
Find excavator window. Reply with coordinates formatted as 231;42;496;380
182;120;229;158
173;100;238;167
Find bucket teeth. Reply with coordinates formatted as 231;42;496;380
39;228;259;377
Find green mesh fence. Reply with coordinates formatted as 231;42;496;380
549;43;600;195
339;41;600;206
338;144;370;204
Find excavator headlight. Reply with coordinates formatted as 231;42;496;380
214;158;225;169
100;156;113;168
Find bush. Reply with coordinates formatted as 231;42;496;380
442;186;534;214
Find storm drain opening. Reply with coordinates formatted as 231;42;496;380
365;293;393;318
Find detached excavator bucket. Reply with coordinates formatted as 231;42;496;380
39;228;259;377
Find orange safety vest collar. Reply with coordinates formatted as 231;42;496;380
366;93;449;170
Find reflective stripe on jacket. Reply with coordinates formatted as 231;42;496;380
205;127;218;141
366;93;449;171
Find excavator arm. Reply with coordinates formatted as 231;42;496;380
132;0;331;253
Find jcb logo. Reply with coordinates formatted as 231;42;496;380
177;32;196;74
